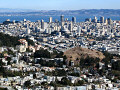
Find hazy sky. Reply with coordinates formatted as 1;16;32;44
0;0;120;10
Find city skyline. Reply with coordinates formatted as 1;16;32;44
0;0;120;10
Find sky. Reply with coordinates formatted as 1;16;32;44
0;0;120;10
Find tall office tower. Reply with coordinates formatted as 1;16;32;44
105;19;108;24
72;17;76;23
41;19;44;29
89;18;91;22
61;22;64;27
68;22;73;32
45;29;48;34
48;29;51;34
107;18;112;25
94;16;97;23
77;26;81;36
49;17;52;23
100;16;104;23
61;15;64;22
60;15;65;31
26;24;30;34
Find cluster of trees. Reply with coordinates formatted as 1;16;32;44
0;60;23;77
3;70;23;77
34;49;66;59
46;69;67;76
0;59;5;75
112;61;120;71
102;52;120;70
24;77;84;88
80;56;100;68
34;49;67;67
68;72;80;77
0;33;20;47
102;51;113;67
97;51;120;78
50;77;84;87
24;80;31;88
0;32;34;47
36;58;65;67
34;48;51;58
0;88;7;90
37;59;55;67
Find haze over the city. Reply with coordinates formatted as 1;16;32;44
0;0;120;10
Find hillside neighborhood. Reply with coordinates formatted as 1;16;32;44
0;16;120;90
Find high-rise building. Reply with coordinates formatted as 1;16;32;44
26;28;30;34
26;24;30;34
100;16;104;23
94;16;97;23
61;15;64;22
89;18;91;22
45;29;48;34
105;19;108;24
77;26;81;36
72;17;76;23
68;22;73;32
41;19;44;29
107;18;112;25
49;17;52;23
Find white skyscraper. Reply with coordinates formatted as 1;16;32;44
68;22;73;32
41;19;45;29
100;16;104;23
77;26;81;36
49;17;52;23
72;17;76;23
94;16;97;23
26;25;30;34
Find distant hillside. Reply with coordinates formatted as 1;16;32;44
64;47;105;61
0;8;36;12
0;9;120;16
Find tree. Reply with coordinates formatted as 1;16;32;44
50;81;56;87
41;81;48;86
24;80;31;88
0;60;5;75
102;51;113;67
33;74;36;79
61;77;71;85
74;80;84;86
80;56;100;67
6;57;11;65
34;48;51;58
54;69;67;76
69;72;80;77
55;52;64;58
63;55;67;65
112;61;120;71
77;80;84;86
